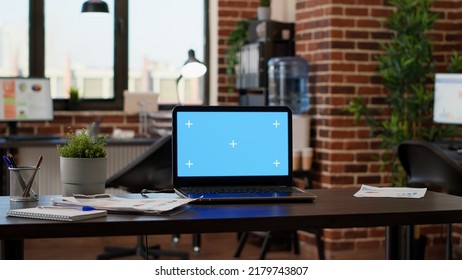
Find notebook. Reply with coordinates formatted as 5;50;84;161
7;207;107;222
172;105;316;203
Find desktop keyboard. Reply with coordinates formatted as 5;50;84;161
179;186;297;194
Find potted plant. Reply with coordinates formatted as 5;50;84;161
257;0;271;20
347;0;461;186
68;86;80;110
57;124;108;196
226;19;249;91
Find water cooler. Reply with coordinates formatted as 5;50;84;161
267;56;309;114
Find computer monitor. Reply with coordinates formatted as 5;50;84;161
433;73;462;125
0;77;53;135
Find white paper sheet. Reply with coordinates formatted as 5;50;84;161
51;194;194;214
354;184;427;198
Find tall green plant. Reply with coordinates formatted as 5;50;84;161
226;20;249;77
347;0;460;186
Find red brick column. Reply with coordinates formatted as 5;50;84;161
295;0;393;189
217;0;260;104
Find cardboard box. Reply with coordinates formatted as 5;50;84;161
123;91;159;114
293;114;310;150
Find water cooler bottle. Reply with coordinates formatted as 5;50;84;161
268;56;309;114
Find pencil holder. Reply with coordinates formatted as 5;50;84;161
9;166;40;202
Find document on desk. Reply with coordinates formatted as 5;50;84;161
51;194;195;214
354;184;427;198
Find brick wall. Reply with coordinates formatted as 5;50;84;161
217;0;260;104
0;111;140;137
295;0;393;190
294;0;462;259
433;0;462;69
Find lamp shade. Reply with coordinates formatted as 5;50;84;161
81;0;109;13
180;49;207;78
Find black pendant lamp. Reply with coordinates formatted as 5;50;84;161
81;0;109;13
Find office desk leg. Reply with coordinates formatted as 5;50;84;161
1;239;24;260
386;226;402;260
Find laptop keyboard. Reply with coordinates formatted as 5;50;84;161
180;186;296;194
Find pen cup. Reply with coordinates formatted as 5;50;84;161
9;166;40;202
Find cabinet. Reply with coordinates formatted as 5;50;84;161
236;20;295;106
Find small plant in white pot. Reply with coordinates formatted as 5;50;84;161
258;0;271;20
57;125;108;196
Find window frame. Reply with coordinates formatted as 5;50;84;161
29;0;209;111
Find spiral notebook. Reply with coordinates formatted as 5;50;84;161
7;207;107;222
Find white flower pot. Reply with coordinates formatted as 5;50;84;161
257;7;271;21
60;157;107;196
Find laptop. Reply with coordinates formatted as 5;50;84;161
172;105;316;203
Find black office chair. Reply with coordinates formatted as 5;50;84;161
233;173;325;260
398;140;462;260
97;135;190;260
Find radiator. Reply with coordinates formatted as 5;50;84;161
18;145;149;195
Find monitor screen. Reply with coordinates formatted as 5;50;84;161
433;73;462;125
0;77;53;122
175;111;290;177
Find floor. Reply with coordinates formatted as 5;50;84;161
23;232;452;260
24;232;321;260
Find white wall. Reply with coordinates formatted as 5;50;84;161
272;0;296;22
209;0;219;105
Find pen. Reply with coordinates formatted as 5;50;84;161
2;155;12;168
39;205;97;211
4;155;32;194
22;155;43;197
7;153;18;168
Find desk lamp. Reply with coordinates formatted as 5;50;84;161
81;0;109;13
176;49;207;104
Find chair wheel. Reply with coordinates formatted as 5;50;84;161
193;246;200;254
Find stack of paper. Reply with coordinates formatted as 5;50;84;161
354;185;427;198
52;194;195;214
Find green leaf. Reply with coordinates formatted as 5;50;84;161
57;125;107;158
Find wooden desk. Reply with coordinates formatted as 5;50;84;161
2;189;462;259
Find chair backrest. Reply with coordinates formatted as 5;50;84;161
398;140;462;196
105;135;172;193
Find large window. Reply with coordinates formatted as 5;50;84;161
129;0;205;104
0;0;29;77
1;0;207;110
45;0;114;100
